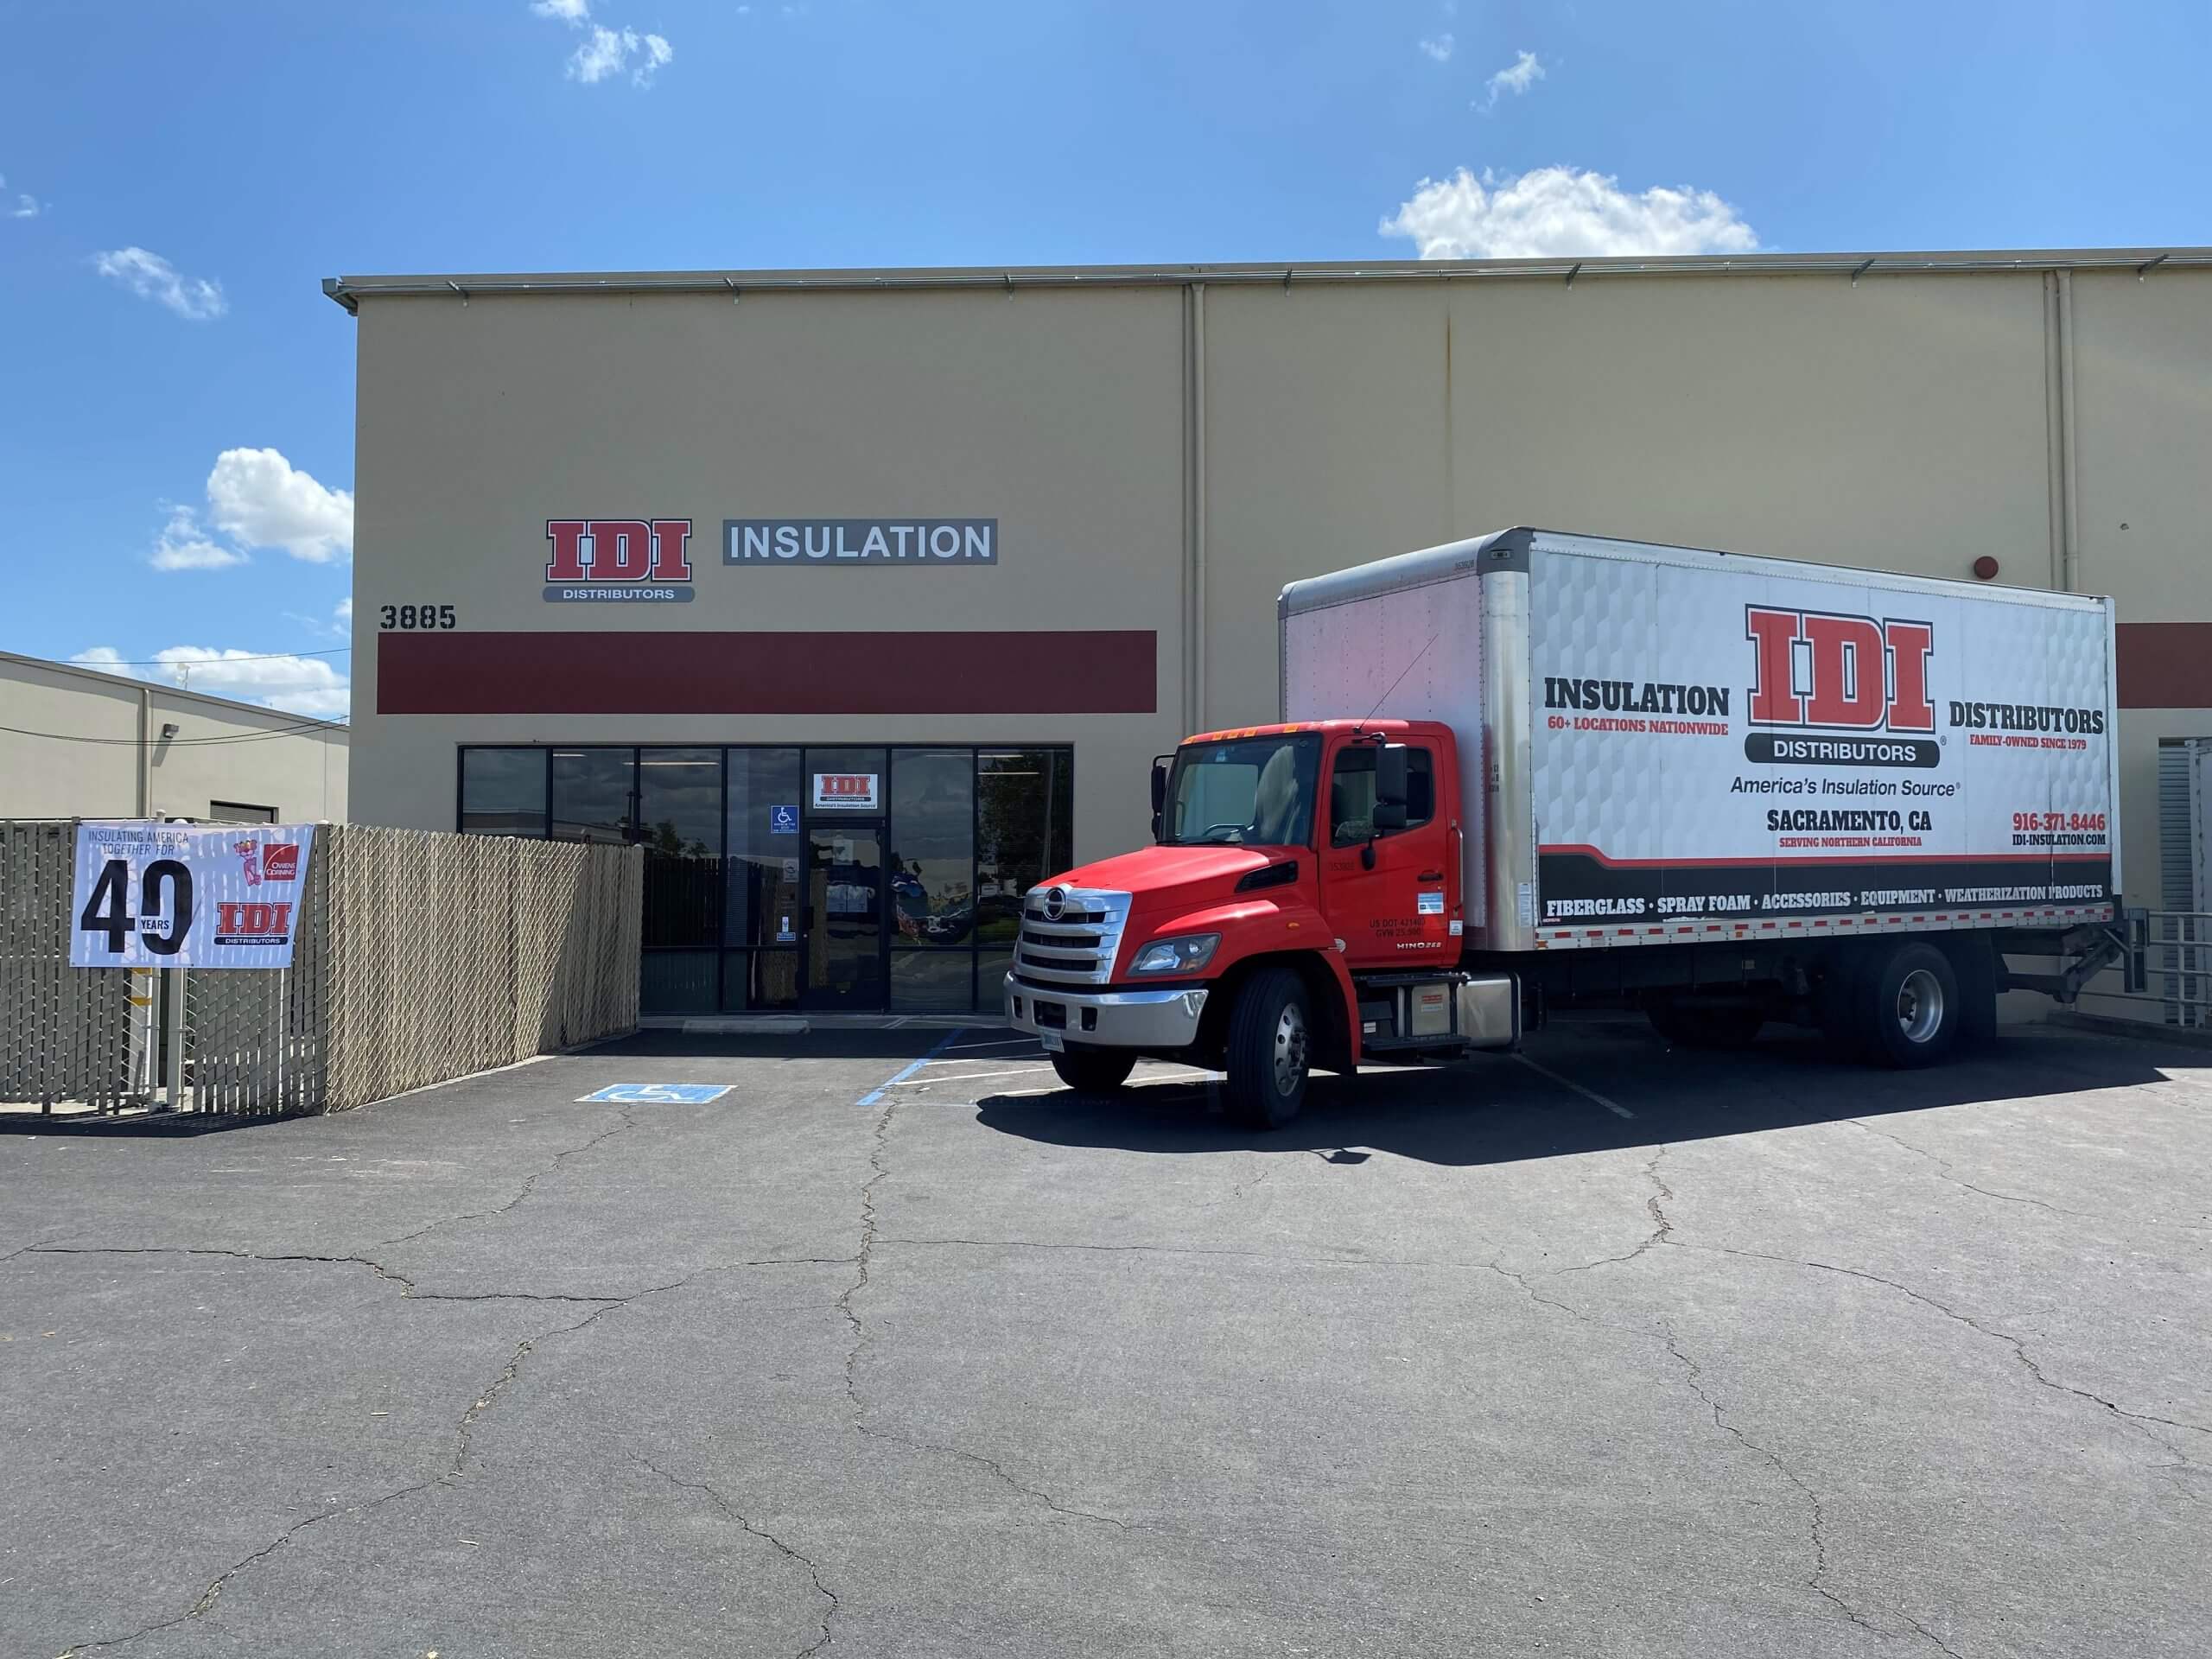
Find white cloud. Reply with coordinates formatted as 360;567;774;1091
149;506;248;571
1381;165;1759;259
1417;33;1454;63
69;645;349;719
93;247;226;321
531;0;590;20
335;595;353;626
150;648;351;718
206;448;354;563
10;194;40;219
568;23;671;85
1478;49;1545;111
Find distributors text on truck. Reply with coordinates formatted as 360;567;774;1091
1006;528;2127;1127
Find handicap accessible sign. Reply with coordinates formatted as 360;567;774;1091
769;804;798;835
578;1084;734;1103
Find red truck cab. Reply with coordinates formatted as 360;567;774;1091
1004;720;1518;1126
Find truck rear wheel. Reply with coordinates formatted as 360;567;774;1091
1050;1048;1135;1095
1223;968;1311;1130
1857;941;1961;1068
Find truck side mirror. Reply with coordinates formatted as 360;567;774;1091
1373;801;1408;832
1150;757;1169;842
1376;743;1410;809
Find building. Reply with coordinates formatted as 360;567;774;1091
328;247;2212;1016
0;650;347;823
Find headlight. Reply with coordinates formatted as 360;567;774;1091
1128;933;1219;976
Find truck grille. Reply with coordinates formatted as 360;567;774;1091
1014;886;1130;987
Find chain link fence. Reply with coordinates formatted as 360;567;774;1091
1;821;641;1117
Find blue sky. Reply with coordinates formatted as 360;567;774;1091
3;0;2205;716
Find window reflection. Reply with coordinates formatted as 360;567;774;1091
725;749;803;950
976;750;1070;943
461;748;548;836
890;748;974;945
551;748;636;843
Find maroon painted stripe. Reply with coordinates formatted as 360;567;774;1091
378;630;1157;715
2118;622;2212;709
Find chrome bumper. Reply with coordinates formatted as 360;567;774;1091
1006;981;1209;1050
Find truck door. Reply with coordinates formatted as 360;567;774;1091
1319;739;1456;969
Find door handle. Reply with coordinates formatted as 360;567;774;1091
1419;870;1444;881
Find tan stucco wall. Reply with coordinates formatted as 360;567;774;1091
0;656;348;822
345;263;2209;903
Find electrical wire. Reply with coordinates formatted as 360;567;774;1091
0;716;348;747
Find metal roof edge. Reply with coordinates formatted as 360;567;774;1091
322;247;2212;308
0;649;353;734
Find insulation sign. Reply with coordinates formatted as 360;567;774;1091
1528;550;2115;927
69;823;317;969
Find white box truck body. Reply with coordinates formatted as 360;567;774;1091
1281;527;2120;953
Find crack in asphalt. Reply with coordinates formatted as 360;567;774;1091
1547;1145;1674;1275
1657;1321;1960;1654
1845;1118;2100;1223
35;1248;858;1656
373;1103;643;1251
837;1093;1131;1534
632;1454;840;1657
1677;1239;2212;1446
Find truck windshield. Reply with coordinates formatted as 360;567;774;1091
1161;735;1321;847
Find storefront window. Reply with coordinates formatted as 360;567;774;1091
638;748;721;857
551;748;636;843
458;742;1071;1014
889;748;975;945
460;748;549;837
725;749;804;950
976;749;1073;943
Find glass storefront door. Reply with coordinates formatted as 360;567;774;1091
804;816;886;1008
803;747;887;1009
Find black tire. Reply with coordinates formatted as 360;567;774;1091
1647;1001;1763;1050
1222;968;1311;1130
1857;941;1961;1069
1050;1048;1136;1094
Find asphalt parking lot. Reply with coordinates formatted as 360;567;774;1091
3;1017;2208;1658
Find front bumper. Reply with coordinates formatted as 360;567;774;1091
1006;980;1209;1050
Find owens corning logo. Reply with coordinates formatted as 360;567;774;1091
543;519;695;603
1744;607;1939;769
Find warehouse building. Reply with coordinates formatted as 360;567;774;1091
327;247;2211;1016
0;650;347;823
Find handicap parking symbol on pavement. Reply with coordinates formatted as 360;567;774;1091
769;804;799;835
578;1084;735;1104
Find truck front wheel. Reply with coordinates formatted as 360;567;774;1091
1858;941;1961;1068
1050;1048;1136;1095
1223;968;1311;1130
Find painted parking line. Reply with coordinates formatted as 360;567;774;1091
1513;1053;1636;1119
891;1065;1054;1086
856;1028;966;1107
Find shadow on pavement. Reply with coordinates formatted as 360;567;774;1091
973;1020;2188;1167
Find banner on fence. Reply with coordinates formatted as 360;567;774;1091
69;822;317;969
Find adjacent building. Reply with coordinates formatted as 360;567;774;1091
0;651;348;823
327;247;2212;1016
